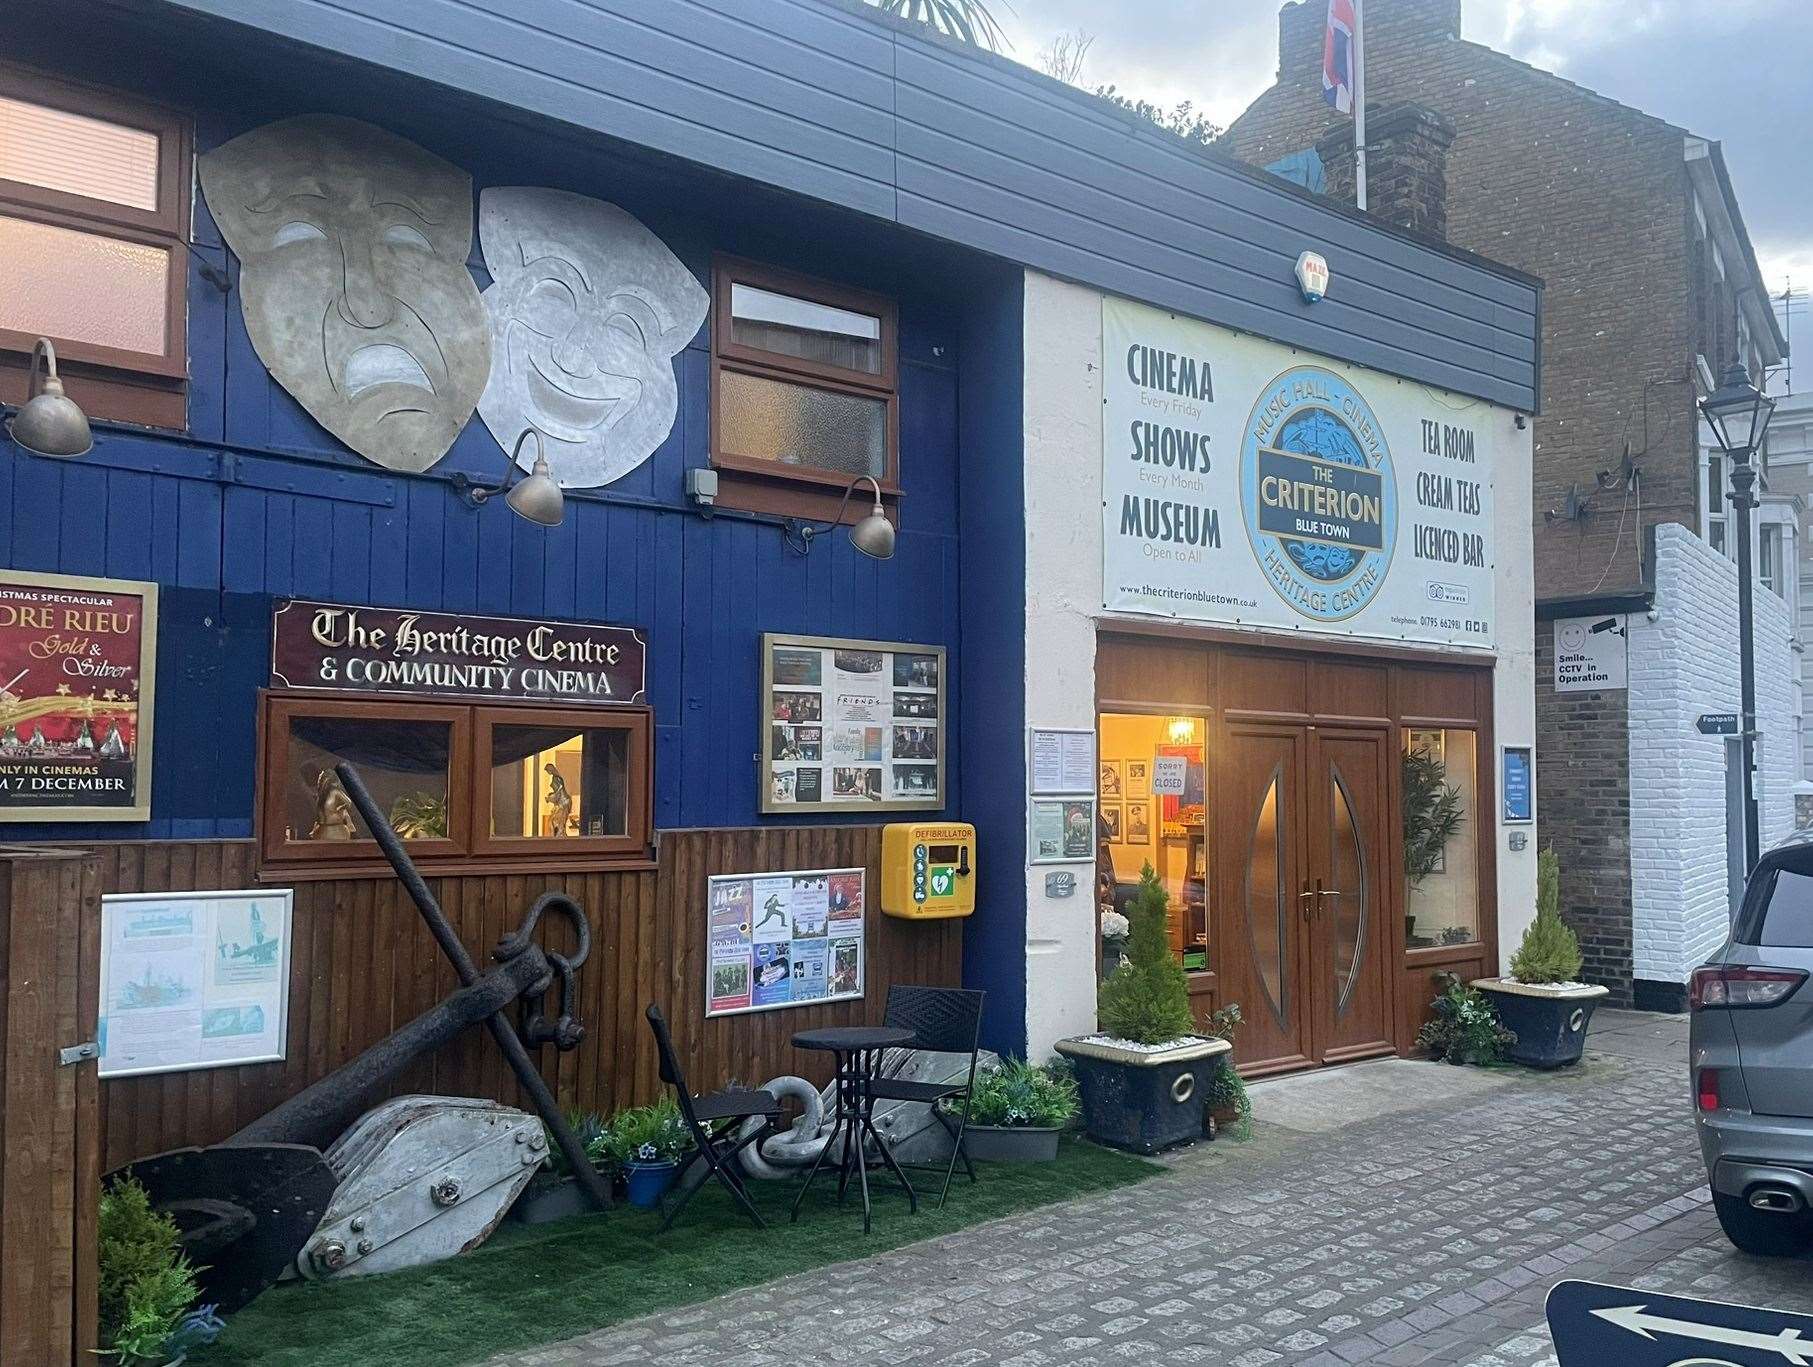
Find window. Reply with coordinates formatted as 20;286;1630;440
1403;728;1480;948
1707;452;1729;556
711;255;898;519
1098;712;1209;971
0;65;190;428
1762;523;1782;597
259;694;651;873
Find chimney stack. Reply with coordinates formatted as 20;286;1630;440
1317;102;1457;240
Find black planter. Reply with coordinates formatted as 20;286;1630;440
1054;1036;1230;1154
1474;979;1609;1069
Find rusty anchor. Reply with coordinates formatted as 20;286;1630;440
111;762;610;1313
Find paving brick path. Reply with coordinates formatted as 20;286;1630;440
491;1012;1813;1366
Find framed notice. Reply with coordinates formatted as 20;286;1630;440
0;570;157;821
1028;727;1095;795
760;634;945;815
1503;746;1535;824
1029;797;1096;865
705;866;865;1017
99;889;293;1078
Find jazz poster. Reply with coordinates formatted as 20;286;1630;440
706;866;865;1017
0;570;157;821
98;889;293;1077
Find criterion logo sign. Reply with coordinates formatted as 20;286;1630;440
1241;367;1396;624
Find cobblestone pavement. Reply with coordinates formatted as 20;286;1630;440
491;1012;1813;1367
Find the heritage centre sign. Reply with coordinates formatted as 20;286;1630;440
1102;296;1499;651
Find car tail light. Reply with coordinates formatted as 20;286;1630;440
1697;1067;1721;1112
1690;965;1810;1009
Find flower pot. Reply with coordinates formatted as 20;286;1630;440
1054;1034;1232;1154
624;1159;680;1209
1473;977;1609;1069
957;1124;1062;1163
511;1173;599;1225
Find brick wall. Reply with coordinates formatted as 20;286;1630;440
1627;523;1798;1005
1533;618;1634;1003
1226;0;1702;604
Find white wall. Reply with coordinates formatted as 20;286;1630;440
1018;269;1538;1054
1021;271;1105;1057
1627;522;1798;986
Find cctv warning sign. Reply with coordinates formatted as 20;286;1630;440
1553;615;1628;693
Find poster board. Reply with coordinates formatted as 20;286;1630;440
1027;726;1097;865
706;866;865;1017
99;889;293;1078
0;569;157;821
761;634;945;815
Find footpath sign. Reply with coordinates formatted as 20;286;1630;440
1698;713;1741;736
1548;1280;1813;1365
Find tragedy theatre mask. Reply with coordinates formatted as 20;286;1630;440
477;187;708;488
199;115;490;472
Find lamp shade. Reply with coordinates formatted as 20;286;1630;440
503;430;565;526
850;507;895;559
9;339;91;458
1701;360;1776;456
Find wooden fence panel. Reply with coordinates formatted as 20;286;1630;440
85;830;962;1170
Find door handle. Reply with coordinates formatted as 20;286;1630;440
1299;881;1322;922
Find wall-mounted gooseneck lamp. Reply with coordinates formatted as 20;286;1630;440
783;474;895;560
452;429;565;527
7;339;93;459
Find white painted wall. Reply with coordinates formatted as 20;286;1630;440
1021;271;1106;1057
1018;270;1539;1055
1627;522;1798;987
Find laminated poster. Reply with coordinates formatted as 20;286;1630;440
705;867;865;1017
99;890;293;1077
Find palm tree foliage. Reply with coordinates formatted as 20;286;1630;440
867;0;1009;51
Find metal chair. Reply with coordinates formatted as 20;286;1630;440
869;985;986;1207
645;1003;782;1232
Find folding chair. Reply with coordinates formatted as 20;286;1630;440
869;985;985;1207
645;1003;782;1232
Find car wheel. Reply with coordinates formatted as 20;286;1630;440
1713;1190;1811;1257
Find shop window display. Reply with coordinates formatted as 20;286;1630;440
1402;728;1480;947
1096;712;1208;971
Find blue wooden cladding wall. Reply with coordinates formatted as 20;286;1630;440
159;0;1543;413
0;100;983;842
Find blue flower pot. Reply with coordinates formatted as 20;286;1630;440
624;1159;679;1209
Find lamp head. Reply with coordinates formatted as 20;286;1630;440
502;429;565;526
1700;359;1776;458
9;339;92;459
846;476;895;560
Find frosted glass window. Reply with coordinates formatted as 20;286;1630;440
719;370;887;478
0;213;169;354
0;95;160;211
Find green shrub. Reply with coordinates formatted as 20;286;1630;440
1097;863;1197;1046
959;1058;1079;1128
541;1108;613;1178
99;1176;199;1364
602;1096;693;1166
1416;972;1515;1066
1202;1061;1252;1139
1510;848;1584;985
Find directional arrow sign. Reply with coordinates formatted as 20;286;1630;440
1699;713;1741;736
1549;1280;1813;1366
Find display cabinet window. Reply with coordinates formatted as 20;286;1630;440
0;65;190;428
711;255;898;517
259;695;652;873
473;707;649;856
1097;711;1210;972
1403;728;1480;948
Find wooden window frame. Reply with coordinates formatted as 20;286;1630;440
710;253;900;521
257;692;656;878
469;705;653;860
0;62;190;428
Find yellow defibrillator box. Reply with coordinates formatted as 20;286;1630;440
881;822;977;919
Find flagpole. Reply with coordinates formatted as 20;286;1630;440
1353;0;1368;211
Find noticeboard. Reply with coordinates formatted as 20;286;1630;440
760;634;945;815
705;867;865;1017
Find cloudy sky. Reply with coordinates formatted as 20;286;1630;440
988;0;1810;318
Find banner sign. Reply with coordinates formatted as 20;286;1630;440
705;867;865;1017
99;889;292;1077
272;599;646;705
0;570;157;822
1102;296;1499;651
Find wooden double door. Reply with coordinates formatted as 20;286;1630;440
1215;722;1394;1073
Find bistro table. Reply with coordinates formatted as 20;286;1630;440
789;1024;918;1233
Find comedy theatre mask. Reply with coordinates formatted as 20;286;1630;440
477;187;708;488
199;115;490;472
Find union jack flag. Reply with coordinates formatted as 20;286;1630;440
1323;0;1357;115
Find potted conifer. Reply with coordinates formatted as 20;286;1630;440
1056;863;1230;1153
1474;848;1608;1068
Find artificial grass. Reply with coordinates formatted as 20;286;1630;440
191;1136;1159;1367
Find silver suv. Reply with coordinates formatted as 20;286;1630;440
1691;829;1813;1256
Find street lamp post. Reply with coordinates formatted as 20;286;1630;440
1700;361;1778;873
